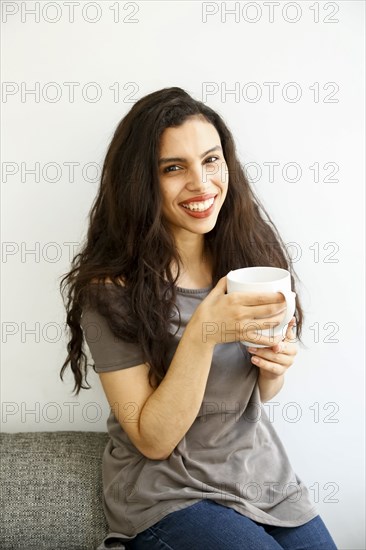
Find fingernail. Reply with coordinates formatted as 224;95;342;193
247;347;256;353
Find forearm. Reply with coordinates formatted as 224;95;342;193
258;371;285;403
139;318;214;459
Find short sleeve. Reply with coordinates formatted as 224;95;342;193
80;306;145;373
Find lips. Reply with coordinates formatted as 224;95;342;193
179;195;217;218
179;193;217;205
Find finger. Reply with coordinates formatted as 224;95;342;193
244;331;284;348
250;355;288;376
270;340;298;356
285;317;297;342
233;291;286;306
249;350;293;368
212;275;227;295
248;330;298;355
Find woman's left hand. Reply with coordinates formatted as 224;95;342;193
246;317;298;377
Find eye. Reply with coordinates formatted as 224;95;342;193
163;165;181;173
205;156;219;164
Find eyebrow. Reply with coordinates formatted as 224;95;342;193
158;145;223;166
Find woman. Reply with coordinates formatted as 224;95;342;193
60;87;337;549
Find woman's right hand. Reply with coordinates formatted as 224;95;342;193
190;275;288;348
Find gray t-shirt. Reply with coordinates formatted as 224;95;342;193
81;284;318;546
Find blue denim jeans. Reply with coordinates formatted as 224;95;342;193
125;500;338;550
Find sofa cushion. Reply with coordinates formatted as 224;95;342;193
0;431;110;550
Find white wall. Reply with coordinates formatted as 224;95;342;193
1;2;364;548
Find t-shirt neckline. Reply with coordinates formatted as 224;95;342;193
176;285;213;294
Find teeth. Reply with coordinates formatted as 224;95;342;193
182;198;215;212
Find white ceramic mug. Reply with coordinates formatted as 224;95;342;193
226;267;296;348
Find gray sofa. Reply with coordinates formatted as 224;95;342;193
0;431;112;550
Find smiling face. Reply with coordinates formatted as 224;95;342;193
157;115;229;245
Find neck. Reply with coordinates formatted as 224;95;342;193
176;233;207;267
169;232;212;283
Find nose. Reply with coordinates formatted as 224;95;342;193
186;163;211;191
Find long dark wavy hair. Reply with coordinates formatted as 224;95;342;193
59;86;304;396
